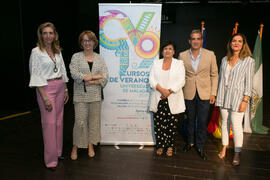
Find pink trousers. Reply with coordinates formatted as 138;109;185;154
37;79;65;168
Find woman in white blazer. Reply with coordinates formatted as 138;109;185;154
215;33;254;166
149;41;185;156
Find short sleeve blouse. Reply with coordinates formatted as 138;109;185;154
29;47;69;87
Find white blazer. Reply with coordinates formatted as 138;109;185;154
149;58;186;114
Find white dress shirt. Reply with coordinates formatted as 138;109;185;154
29;47;69;87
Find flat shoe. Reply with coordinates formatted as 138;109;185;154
166;148;173;157
156;148;164;155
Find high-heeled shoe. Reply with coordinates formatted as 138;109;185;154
232;152;240;166
58;156;65;160
197;148;207;160
88;152;95;157
46;167;56;171
218;146;227;159
218;152;226;159
183;144;193;152
88;149;95;157
88;144;95;157
71;150;77;160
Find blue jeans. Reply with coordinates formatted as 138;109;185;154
185;91;210;149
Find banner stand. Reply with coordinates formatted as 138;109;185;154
99;3;162;145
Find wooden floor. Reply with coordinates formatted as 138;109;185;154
1;101;270;180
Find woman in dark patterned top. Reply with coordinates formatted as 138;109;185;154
69;30;109;160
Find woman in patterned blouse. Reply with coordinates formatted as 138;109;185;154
69;30;109;160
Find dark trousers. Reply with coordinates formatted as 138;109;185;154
185;91;210;149
154;99;183;150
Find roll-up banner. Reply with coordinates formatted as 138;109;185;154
99;3;162;145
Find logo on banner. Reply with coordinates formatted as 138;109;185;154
99;10;160;74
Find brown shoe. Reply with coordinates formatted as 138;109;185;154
156;148;164;155
232;152;240;166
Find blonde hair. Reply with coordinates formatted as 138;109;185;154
37;22;61;54
226;33;252;60
78;30;98;49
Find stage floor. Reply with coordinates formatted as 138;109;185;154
1;102;270;180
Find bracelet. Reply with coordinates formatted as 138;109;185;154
65;88;68;92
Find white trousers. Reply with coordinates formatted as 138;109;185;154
220;108;244;151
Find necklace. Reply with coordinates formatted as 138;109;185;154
46;50;58;73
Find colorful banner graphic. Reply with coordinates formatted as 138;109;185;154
99;3;162;145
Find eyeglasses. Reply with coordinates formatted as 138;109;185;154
82;39;94;43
